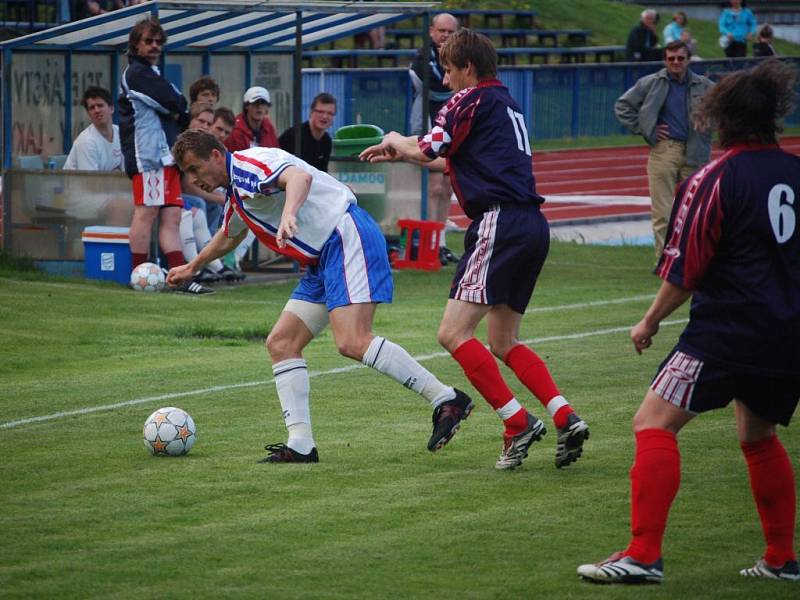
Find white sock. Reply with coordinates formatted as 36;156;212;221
272;358;315;453
235;230;256;262
180;210;197;262
362;336;455;407
545;395;569;417
191;211;224;272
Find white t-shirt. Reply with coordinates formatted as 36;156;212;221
224;147;356;265
64;124;123;171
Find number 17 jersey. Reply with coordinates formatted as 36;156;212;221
418;79;544;221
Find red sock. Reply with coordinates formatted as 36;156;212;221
131;252;149;271
505;344;573;428
625;428;680;564
452;338;528;436
165;251;186;270
741;435;797;567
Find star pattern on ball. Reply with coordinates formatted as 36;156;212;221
153;412;168;425
177;425;191;441
151;438;167;452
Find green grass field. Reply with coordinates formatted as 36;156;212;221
0;241;797;599
445;0;800;59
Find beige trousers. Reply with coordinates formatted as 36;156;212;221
646;139;695;258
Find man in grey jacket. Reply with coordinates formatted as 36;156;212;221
615;40;713;258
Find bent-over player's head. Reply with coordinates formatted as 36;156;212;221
439;29;497;80
697;59;797;148
173;130;229;191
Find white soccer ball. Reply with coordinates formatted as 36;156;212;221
143;406;196;456
130;262;166;292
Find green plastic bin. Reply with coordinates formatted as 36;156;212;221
331;124;385;157
331;124;388;223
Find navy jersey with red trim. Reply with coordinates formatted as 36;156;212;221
657;144;800;376
418;79;544;220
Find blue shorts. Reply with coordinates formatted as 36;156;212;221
652;348;800;426
450;204;549;314
290;204;393;311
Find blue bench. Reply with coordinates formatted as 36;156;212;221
496;46;625;65
474;28;591;47
391;9;538;32
449;9;538;29
303;46;625;69
303;49;416;69
1;0;68;32
386;28;591;49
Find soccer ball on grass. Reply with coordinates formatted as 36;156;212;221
130;262;166;292
143;407;196;456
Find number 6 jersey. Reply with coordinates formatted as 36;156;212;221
657;144;800;377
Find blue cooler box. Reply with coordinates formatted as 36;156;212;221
82;226;131;285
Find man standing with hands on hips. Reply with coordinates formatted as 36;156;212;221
615;40;713;259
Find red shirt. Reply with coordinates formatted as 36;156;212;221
224;113;279;151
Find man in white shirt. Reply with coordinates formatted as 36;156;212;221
64;86;123;171
166;129;474;464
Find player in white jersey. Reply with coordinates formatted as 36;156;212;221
167;130;473;463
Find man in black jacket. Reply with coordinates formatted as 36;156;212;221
118;16;211;294
626;9;661;62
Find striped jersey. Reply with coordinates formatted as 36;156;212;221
223;147;356;265
657;143;800;377
418;78;544;220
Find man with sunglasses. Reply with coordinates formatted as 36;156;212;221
118;16;207;293
615;40;713;260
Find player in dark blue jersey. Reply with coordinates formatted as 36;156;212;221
578;60;800;584
361;29;589;470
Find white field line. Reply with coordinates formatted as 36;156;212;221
0;315;687;431
526;293;654;313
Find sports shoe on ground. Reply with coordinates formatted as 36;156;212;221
219;265;246;282
577;551;664;584
427;389;474;452
438;246;460;265
196;267;222;284
174;280;215;295
555;412;590;468
740;558;800;581
495;412;546;470
258;443;319;463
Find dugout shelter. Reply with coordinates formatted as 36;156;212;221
0;0;440;268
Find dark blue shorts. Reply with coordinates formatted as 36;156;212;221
449;204;549;314
652;348;800;426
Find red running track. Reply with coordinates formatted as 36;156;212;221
448;137;800;228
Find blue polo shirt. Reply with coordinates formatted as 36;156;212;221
657;74;689;142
